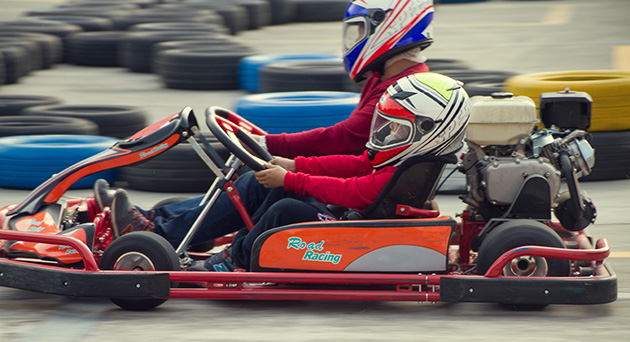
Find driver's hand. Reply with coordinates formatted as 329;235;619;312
255;163;288;188
269;157;295;172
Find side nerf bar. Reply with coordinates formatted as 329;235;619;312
440;262;617;305
441;238;617;305
0;230;617;304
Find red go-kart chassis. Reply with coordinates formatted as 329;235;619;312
0;228;615;305
0;107;617;307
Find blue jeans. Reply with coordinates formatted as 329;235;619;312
137;171;271;248
230;194;335;269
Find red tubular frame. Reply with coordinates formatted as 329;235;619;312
0;229;99;271
0;229;614;304
484;238;610;277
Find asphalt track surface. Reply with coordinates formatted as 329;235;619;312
0;1;629;341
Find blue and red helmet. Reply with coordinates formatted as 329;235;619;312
343;0;435;82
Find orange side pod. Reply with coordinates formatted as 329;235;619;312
251;217;456;273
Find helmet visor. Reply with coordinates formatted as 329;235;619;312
369;111;413;149
343;17;368;54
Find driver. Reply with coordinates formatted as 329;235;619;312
98;73;471;271
250;0;436;158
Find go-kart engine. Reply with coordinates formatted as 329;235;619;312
462;146;561;207
460;92;596;225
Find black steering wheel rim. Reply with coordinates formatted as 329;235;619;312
205;106;269;171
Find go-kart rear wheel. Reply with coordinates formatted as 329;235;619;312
476;220;571;310
477;220;570;277
100;231;179;311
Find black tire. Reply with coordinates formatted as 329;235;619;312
155;2;249;36
477;220;571;277
110;9;224;31
57;2;140;11
293;0;348;22
0;32;63;69
119;31;230;73
0;19;83;38
0;39;43;72
67;31;128;67
29;15;114;31
0;55;5;85
20;104;147;139
153;38;246;55
440;69;519;85
0;95;61;116
0;45;30;84
118;136;230;192
582;130;630;181
267;0;297;25
259;59;347;93
100;231;180;311
156;48;253;90
463;79;506;97
0;116;99;137
0;19;83;62
26;8;128;20
233;0;271;30
425;58;471;72
129;22;229;36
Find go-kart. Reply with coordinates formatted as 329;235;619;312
0;90;617;311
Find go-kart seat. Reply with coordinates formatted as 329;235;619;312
341;153;457;220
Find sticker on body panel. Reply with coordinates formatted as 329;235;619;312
287;237;342;265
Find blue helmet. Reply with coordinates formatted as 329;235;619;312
343;0;434;82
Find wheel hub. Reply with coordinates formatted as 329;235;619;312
113;251;156;271
504;256;548;277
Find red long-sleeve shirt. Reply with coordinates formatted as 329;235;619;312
265;63;430;158
283;151;396;211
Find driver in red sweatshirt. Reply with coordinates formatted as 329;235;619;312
101;72;471;271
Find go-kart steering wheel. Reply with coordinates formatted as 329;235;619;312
205;106;273;171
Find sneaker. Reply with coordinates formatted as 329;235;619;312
111;189;155;237
188;247;235;272
94;179;116;210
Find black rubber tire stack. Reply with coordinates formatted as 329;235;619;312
118;135;231;193
67;31;128;67
155;46;254;90
259;59;347;92
0;32;63;70
28;15;114;31
20;104;147;139
0;95;61;116
119;31;232;73
293;0;349;22
0;116;99;137
0;19;83;62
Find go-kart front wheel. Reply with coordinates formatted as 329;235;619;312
100;231;180;311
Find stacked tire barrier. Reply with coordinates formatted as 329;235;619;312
504;70;630;181
21;104;147;139
0;135;118;189
118;135;230;193
232;91;360;134
0;0;353;89
238;53;340;92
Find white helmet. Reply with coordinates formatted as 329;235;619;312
366;72;471;168
343;0;434;82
